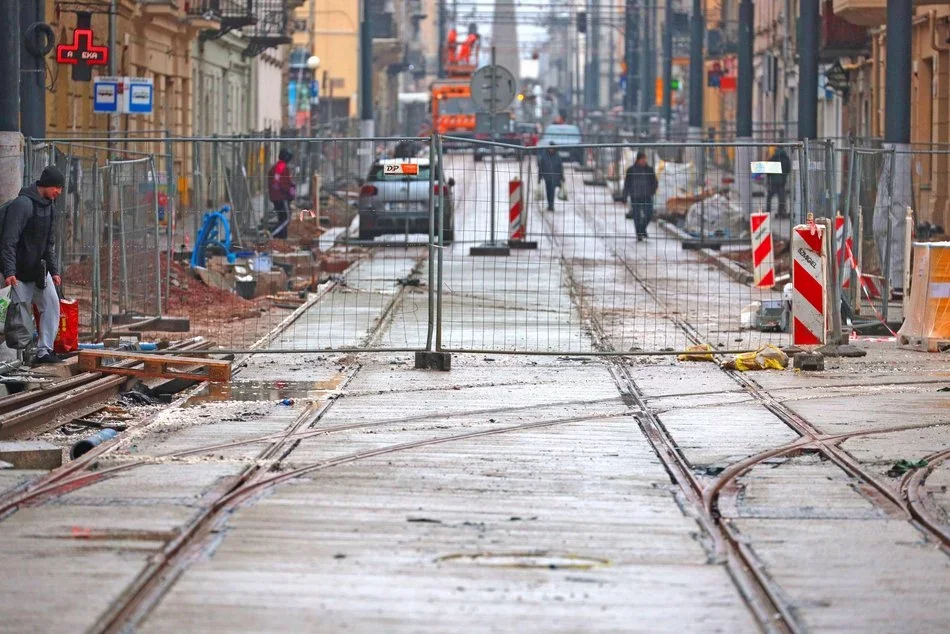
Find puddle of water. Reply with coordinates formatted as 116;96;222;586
183;379;341;407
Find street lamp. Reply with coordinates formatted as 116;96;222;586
306;56;321;136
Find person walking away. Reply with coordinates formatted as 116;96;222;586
268;149;296;239
623;152;658;241
765;145;792;217
0;166;65;364
537;144;564;211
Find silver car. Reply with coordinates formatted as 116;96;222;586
358;158;456;243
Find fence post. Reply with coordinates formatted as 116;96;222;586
91;162;101;339
107;163;115;330
882;147;896;322
904;206;914;319
149;156;163;316
436;134;445;352
425;133;436;352
821;216;842;345
164;130;174;311
844;142;858;309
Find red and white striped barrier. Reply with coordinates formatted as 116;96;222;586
835;215;854;289
791;221;826;346
508;178;525;242
750;212;774;288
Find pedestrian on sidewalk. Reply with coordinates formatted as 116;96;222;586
623;152;658;241
268;148;296;239
537;144;564;211
0;166;64;364
765;144;791;217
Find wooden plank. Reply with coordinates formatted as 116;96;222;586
77;350;231;383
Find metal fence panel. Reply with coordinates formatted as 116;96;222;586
436;138;803;354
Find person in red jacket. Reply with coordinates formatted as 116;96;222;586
268;149;296;239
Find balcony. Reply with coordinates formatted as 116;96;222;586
183;0;223;29
820;0;868;60
834;0;947;27
242;0;293;57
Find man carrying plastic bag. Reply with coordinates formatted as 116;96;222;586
0;166;65;364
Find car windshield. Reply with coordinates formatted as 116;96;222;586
369;164;433;181
438;97;475;115
541;125;581;144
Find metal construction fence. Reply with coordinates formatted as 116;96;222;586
16;133;944;355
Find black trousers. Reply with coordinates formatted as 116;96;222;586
542;177;558;210
272;200;290;239
629;201;654;236
766;186;787;216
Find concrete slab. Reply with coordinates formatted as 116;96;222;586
0;440;63;470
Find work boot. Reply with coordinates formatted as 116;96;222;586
33;351;62;365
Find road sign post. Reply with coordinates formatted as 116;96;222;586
470;49;517;257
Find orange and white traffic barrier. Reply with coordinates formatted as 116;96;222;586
791;218;826;346
508;178;525;241
750;212;774;288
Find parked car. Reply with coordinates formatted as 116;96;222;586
539;123;584;163
516;122;541;147
473;120;524;162
358;158;455;243
754;299;787;333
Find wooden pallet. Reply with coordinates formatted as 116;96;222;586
897;335;950;353
77;350;231;383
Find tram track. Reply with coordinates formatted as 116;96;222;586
542;169;950;629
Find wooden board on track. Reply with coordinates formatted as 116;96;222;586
77;350;231;383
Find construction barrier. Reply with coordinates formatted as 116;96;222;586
835;214;854;290
897;242;950;352
791;220;827;346
508;178;524;241
750;212;774;288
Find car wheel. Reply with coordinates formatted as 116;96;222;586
441;230;454;244
473;153;483;163
358;226;375;241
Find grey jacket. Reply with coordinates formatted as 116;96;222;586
1;184;58;282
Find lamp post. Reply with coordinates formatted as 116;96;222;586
306;55;321;137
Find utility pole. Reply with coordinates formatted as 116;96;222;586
623;0;637;115
736;0;753;215
437;0;445;79
642;0;656;119
688;0;703;141
109;0;118;143
19;0;45;139
359;0;374;176
688;0;704;186
590;0;601;108
662;0;673;138
0;0;22;200
880;0;913;292
798;0;818;140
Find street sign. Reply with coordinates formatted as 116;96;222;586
125;77;154;114
93;77;120;113
470;64;516;113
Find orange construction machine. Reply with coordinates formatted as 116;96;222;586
429;26;481;139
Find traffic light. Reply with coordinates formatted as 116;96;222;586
577;11;587;33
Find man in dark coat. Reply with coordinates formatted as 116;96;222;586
765;145;792;217
622;151;658;241
1;166;64;364
268;148;296;239
537;144;564;211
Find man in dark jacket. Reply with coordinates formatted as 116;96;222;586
623;152;659;241
1;166;64;364
765;145;792;217
537;144;564;211
268;148;296;239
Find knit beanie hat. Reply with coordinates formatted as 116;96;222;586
38;166;65;188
